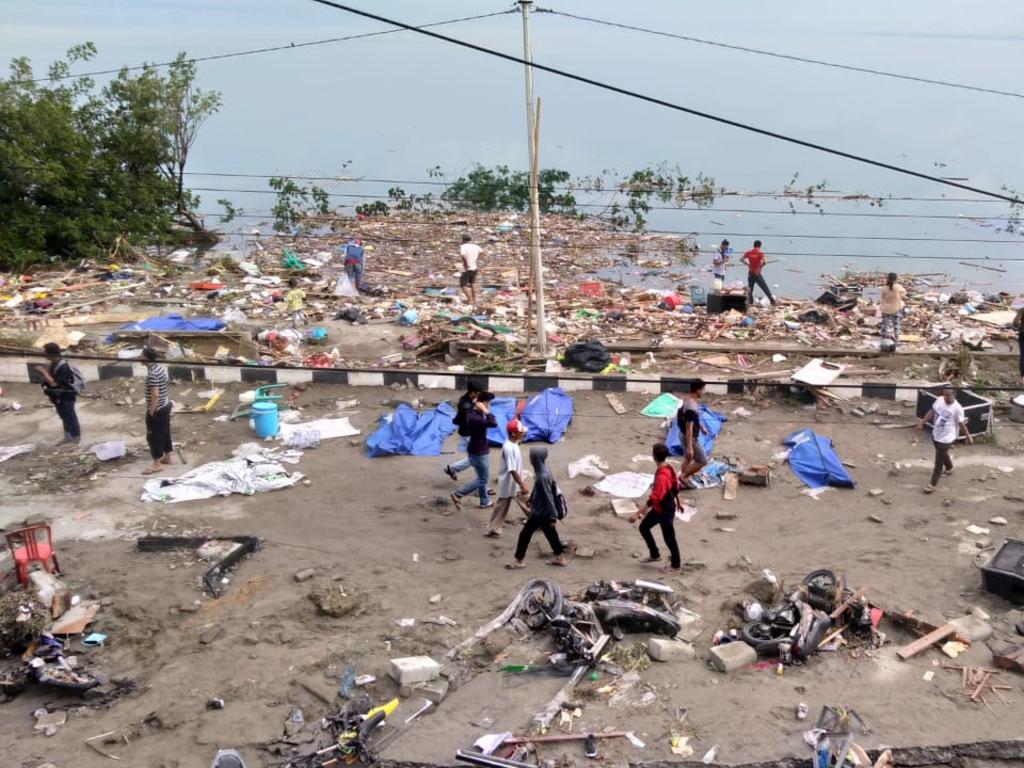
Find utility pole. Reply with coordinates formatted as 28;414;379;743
519;0;547;355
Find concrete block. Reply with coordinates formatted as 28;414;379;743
647;637;696;662
388;656;440;685
416;678;450;704
950;614;992;642
709;641;756;672
611;499;637;519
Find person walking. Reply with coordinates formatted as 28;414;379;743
506;447;568;569
676;380;710;487
285;277;306;328
142;347;174;475
445;377;481;479
629;443;682;574
343;238;366;291
917;387;972;494
486;419;529;537
740;240;776;305
34;342;81;444
712;239;731;288
879;272;907;348
1013;305;1024;387
459;233;483;305
449;391;496;509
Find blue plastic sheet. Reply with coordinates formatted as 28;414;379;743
521;388;573;443
667;404;728;457
120;313;225;332
366;402;457;458
783;428;855;489
486;397;519;447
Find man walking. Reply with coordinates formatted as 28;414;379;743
459;233;483;305
917;387;972;494
628;443;682;574
142;347;174;475
343;238;366;292
741;240;776;305
449;391;496;509
486;419;529;537
676;379;710;487
506;448;569;569
35;342;81;444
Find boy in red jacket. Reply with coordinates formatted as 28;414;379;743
629;442;682;573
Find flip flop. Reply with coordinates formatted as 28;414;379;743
485;530;502;538
640;556;661;564
505;562;525;569
142;466;162;475
546;558;568;567
660;565;683;574
450;491;463;509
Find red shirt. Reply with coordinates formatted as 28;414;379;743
648;464;679;512
743;247;766;274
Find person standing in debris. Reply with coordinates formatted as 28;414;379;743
459;233;483;305
449;392;497;509
343;238;365;291
285;277;306;328
507;447;569;568
917;387;972;494
676;380;710;487
712;239;731;288
629;442;682;574
879;272;907;347
487;419;529;537
35;342;81;444
142;347;174;475
1013;306;1024;387
741;240;776;305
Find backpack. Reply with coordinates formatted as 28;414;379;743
552;480;569;521
56;359;85;395
454;395;473;436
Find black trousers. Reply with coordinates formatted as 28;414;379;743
146;404;173;460
639;510;681;568
54;398;80;438
930;440;953;487
747;272;776;304
514;516;564;561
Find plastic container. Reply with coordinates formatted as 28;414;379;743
689;284;707;306
712;277;723;292
251;400;279;438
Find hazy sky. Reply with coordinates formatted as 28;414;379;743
3;1;1023;290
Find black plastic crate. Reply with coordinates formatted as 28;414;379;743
981;538;1024;605
915;385;992;439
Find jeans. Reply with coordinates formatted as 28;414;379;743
54;398;80;439
930;440;954;487
514;516;564;561
146;403;174;460
881;313;902;342
456;452;490;505
639;510;681;568
747;272;776;304
345;263;363;289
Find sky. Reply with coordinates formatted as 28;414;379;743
3;0;1023;294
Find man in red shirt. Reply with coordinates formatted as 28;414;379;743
740;239;776;305
628;443;681;573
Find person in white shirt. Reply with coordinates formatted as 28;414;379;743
486;419;529;537
917;387;972;493
459;233;483;305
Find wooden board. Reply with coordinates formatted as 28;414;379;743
896;623;956;660
605;393;627;415
723;473;739;501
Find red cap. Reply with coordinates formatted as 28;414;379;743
507;419;526;434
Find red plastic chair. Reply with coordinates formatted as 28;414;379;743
5;524;60;587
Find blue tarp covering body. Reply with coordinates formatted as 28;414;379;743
366;402;457;458
486;397;519;447
121;313;225;332
521;388;573;443
784;428;856;489
667;404;728;457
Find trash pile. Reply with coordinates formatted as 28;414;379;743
3;213;1022;372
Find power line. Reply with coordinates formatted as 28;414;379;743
12;9;515;85
305;1;1022;205
543;9;1024;100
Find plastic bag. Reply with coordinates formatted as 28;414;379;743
222;307;247;324
334;273;358;297
286;429;321;449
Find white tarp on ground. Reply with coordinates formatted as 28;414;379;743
0;444;34;463
141;447;303;503
593;471;655;498
278;417;360;441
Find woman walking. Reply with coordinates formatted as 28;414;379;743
142;347;174;475
629;443;682;574
879;272;907;347
506;448;568;569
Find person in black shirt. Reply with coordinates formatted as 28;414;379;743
676;380;709;488
506;447;568;568
445;377;482;480
34;342;81;444
449;392;497;509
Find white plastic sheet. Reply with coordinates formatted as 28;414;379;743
141;447;303;503
593;471;655;498
0;444;34;463
567;454;609;479
278;417;359;441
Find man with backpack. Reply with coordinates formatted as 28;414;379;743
506;447;569;568
629;442;682;574
35;342;83;444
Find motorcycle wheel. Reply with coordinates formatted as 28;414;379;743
741;620;789;654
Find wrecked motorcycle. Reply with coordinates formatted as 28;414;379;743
285;696;399;767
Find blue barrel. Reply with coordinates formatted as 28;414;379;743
251;400;279;438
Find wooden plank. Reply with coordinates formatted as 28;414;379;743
829;586;868;620
722;473;739;501
970;671;992;702
896;623;956;660
604;393;627;415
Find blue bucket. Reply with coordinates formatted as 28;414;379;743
251;400;279;438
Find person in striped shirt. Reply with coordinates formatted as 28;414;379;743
142;347;174;475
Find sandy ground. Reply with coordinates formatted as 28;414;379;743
1;377;1023;768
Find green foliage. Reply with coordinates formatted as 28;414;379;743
598;163;716;231
217;198;238;223
387;186;435;213
441;164;578;214
0;44;221;269
269;176;331;232
355;200;389;217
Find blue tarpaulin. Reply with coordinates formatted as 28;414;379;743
521;388;573;443
667;404;728;457
121;313;225;332
486;397;519;447
783;428;855;489
366;402;457;458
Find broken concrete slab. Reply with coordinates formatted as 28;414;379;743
416;677;450;704
611;498;638;519
709;641;756;673
389;656;440;685
949;614;992;643
648;637;696;662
